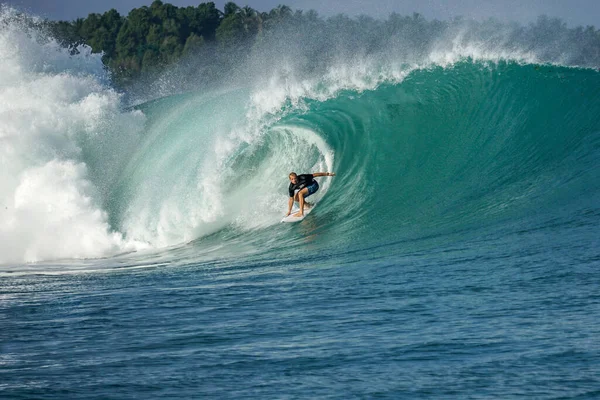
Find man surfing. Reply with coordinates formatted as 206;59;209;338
286;172;335;218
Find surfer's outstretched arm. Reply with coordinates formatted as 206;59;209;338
313;172;335;177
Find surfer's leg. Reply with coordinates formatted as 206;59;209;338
304;181;318;208
293;190;312;208
293;192;304;207
293;188;309;217
298;188;308;213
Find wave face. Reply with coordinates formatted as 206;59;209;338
116;62;600;256
1;8;599;265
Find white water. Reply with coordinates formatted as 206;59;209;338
0;9;147;263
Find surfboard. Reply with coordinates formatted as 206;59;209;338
281;206;314;223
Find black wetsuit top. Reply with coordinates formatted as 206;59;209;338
288;174;315;197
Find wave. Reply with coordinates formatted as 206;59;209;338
1;7;599;264
0;8;148;263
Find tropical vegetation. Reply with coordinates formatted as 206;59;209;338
42;1;600;86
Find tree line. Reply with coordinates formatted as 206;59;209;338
47;1;301;84
43;1;600;86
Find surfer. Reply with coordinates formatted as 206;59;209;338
286;172;335;218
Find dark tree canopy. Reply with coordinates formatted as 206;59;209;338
48;1;230;84
44;2;600;87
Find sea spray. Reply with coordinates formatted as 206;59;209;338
0;8;147;263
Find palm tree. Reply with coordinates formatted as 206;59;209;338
269;5;292;20
223;2;240;17
239;6;262;36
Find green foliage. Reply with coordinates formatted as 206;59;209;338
183;33;205;55
44;1;600;87
47;1;233;85
215;13;245;47
224;2;240;17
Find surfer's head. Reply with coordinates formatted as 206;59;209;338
289;172;298;184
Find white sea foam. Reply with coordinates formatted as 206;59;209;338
0;9;148;263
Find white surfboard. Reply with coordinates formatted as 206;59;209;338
281;206;314;223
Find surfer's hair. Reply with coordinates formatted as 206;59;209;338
289;172;297;178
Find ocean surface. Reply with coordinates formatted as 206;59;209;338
1;8;600;399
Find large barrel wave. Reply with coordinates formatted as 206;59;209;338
117;62;600;258
1;7;599;265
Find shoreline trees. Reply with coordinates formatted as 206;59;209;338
42;1;600;87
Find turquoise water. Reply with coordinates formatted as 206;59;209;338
2;31;600;398
103;62;600;258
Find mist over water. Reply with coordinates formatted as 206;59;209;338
0;5;598;266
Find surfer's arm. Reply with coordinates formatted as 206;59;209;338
286;196;294;216
313;172;335;177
